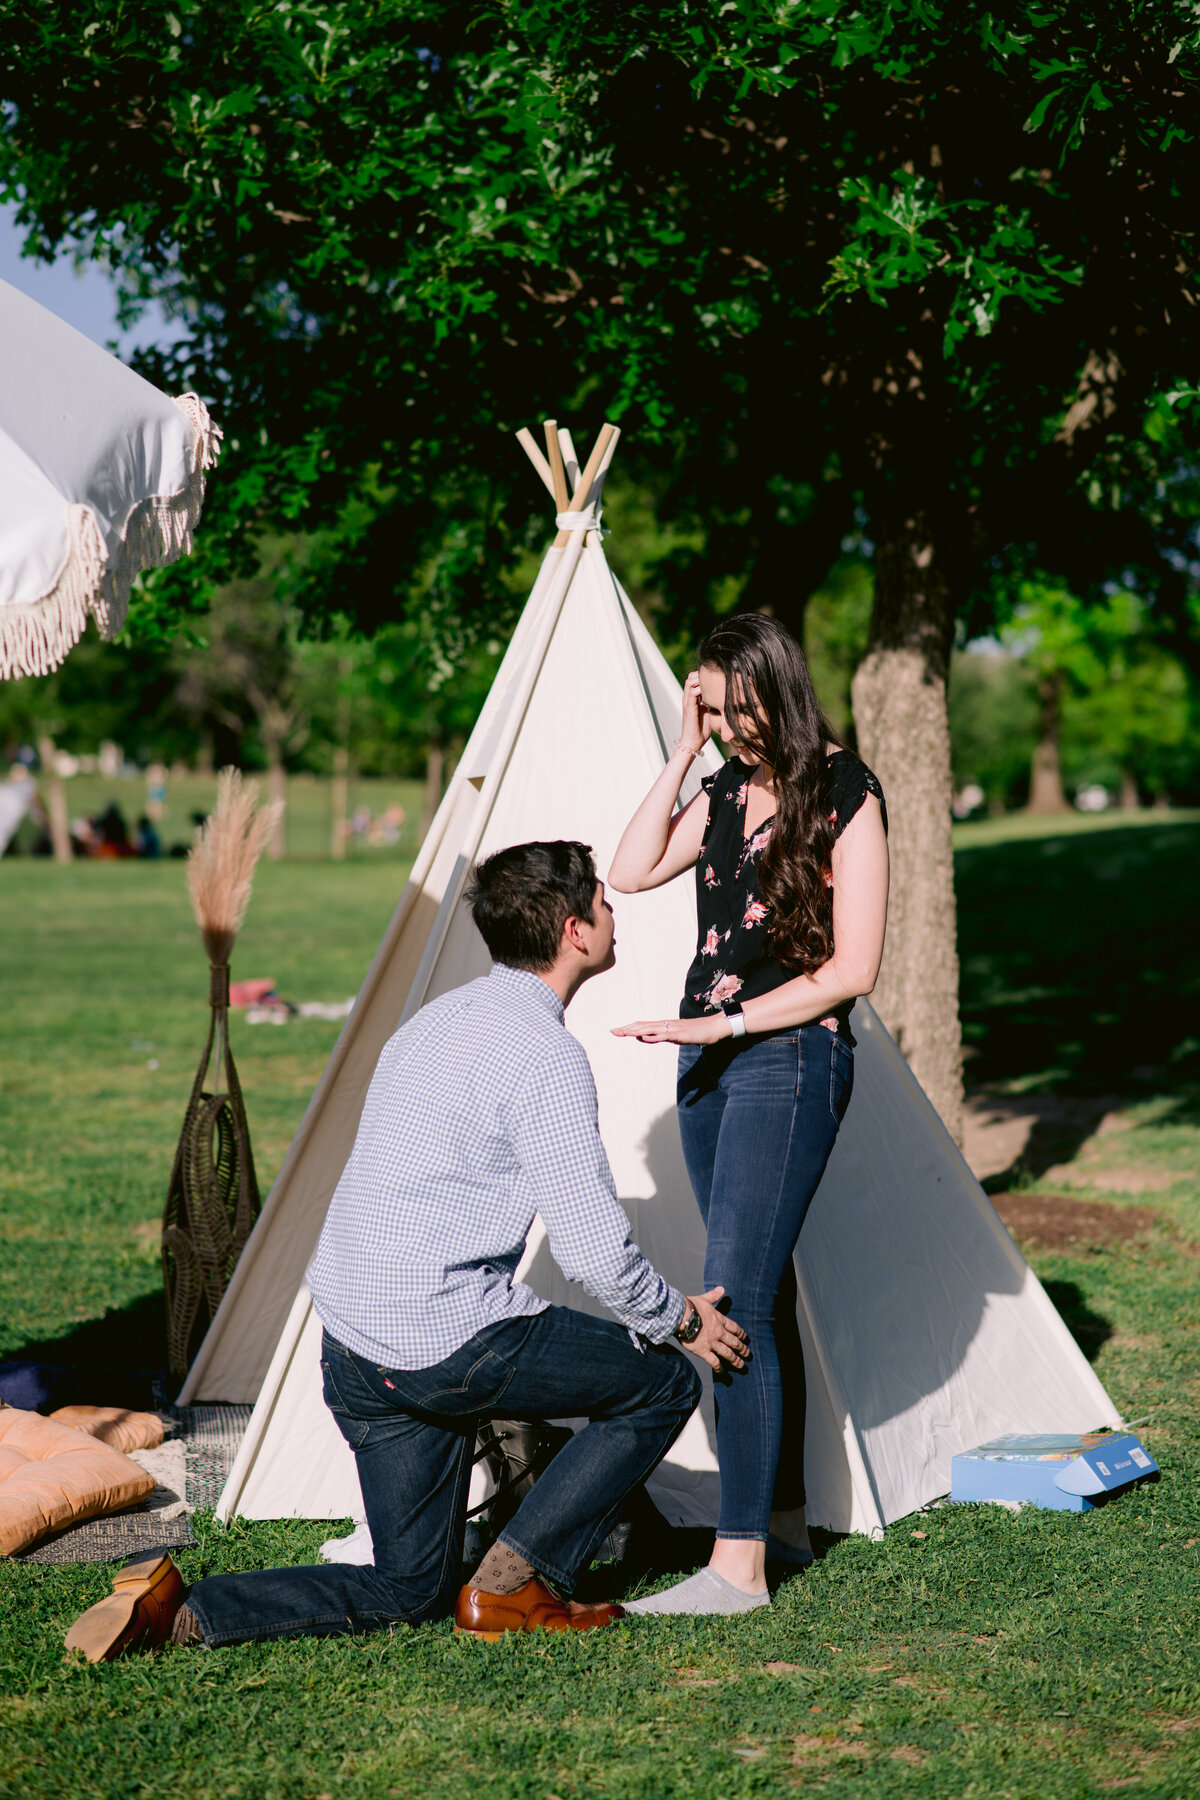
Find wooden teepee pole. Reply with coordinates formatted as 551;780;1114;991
519;421;621;535
543;419;570;514
554;423;619;547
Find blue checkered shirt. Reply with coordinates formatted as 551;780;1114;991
306;961;686;1370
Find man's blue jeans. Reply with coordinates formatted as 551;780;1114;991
677;1025;853;1539
186;1307;700;1646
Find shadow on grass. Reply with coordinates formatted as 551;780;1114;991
3;1288;168;1408
575;1497;850;1602
974;1092;1127;1195
1040;1280;1114;1363
956;820;1200;1097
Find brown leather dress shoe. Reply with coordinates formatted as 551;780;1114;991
64;1553;187;1663
454;1577;625;1641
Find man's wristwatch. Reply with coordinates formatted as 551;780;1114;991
675;1304;703;1345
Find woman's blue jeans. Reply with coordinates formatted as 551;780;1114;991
677;1025;853;1539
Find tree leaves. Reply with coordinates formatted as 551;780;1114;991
2;0;1199;642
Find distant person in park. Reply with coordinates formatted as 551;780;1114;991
68;814;98;857
144;761;168;822
91;802;135;859
133;815;162;858
373;801;406;846
65;841;746;1662
609;614;889;1615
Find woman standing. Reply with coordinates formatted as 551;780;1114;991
609;614;889;1616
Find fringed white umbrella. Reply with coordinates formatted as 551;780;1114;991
0;275;220;680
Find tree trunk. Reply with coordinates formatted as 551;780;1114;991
36;734;72;866
1120;769;1140;811
850;509;963;1143
330;660;352;861
1027;673;1069;813
330;746;349;861
265;746;287;860
421;735;444;844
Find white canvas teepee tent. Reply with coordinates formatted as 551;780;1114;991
181;420;1120;1537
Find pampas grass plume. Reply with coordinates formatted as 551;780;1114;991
187;768;285;966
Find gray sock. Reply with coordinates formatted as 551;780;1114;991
624;1566;770;1617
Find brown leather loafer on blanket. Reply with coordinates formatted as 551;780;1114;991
64;1552;186;1663
455;1576;624;1640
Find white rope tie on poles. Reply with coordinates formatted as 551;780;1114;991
555;505;608;534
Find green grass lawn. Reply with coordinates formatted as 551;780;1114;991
2;816;1200;1799
0;858;410;1373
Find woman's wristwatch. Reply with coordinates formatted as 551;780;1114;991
722;1001;747;1039
675;1303;703;1345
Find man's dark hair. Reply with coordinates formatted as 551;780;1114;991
467;841;598;970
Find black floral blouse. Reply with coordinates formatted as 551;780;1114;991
679;749;887;1022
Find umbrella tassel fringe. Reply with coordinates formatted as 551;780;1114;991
0;504;105;679
92;394;223;641
0;393;223;677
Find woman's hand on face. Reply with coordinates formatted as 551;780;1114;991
680;670;712;756
611;1014;728;1045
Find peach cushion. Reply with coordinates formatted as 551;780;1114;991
0;1407;155;1556
49;1405;164;1454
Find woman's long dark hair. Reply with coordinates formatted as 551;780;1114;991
697;614;843;973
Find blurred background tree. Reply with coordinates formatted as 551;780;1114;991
1000;585;1107;815
1059;618;1198;807
997;584;1200;813
948;650;1040;817
802;559;874;746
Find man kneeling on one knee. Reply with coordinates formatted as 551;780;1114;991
66;840;746;1659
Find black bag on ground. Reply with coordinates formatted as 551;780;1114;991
468;1416;675;1573
472;1417;574;1540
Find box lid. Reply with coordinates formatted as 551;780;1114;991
956;1432;1119;1466
1053;1434;1158;1497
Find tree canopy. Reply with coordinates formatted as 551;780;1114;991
2;0;1199;649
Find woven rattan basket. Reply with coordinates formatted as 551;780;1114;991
162;771;282;1381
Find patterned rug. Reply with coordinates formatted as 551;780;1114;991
16;1512;194;1565
165;1403;253;1512
14;1404;252;1565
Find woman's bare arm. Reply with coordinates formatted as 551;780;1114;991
612;794;889;1042
608;670;712;893
607;757;709;892
738;795;889;1032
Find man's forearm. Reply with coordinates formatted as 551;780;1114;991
543;1209;687;1342
512;1051;688;1342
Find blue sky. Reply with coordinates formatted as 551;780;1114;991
0;201;188;352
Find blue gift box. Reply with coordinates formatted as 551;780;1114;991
950;1431;1158;1512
